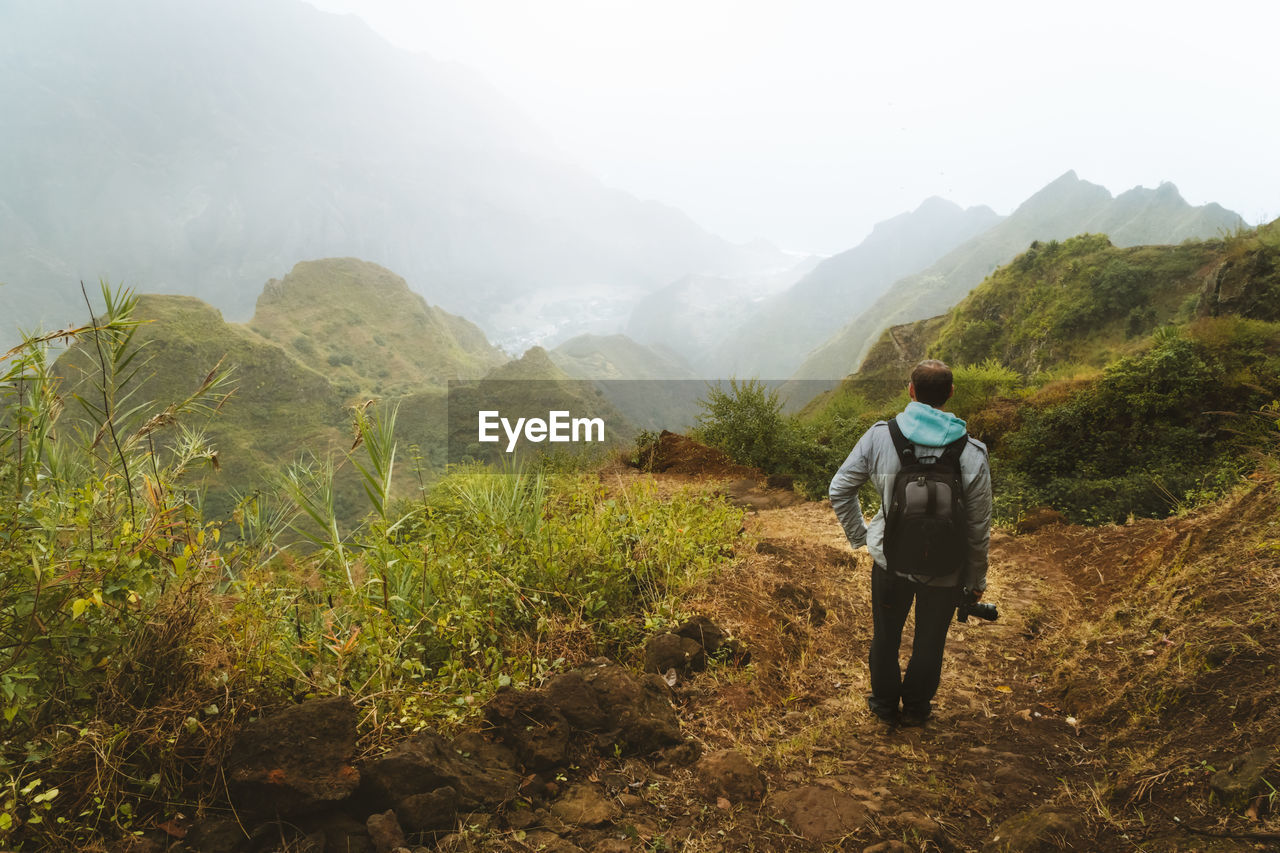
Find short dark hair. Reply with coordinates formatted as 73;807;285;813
911;359;953;406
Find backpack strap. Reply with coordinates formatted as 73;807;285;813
889;418;968;471
886;418;916;465
938;432;969;473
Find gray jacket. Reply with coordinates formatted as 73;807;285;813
829;420;992;590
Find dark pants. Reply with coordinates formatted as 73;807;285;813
868;565;958;717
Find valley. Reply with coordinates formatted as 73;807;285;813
2;2;1278;850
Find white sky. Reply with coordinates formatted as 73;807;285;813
304;0;1279;255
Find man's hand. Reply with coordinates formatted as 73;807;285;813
971;589;984;602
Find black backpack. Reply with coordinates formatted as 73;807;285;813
883;418;969;578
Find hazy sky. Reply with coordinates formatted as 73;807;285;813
305;0;1279;255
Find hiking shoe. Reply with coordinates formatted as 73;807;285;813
867;697;899;725
899;708;932;727
870;706;898;725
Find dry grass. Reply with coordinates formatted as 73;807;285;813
572;470;1280;850
22;461;1280;851
13;579;267;850
1028;477;1280;843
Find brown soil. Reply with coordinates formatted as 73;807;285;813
612;433;803;511
195;465;1280;853
646;430;764;480
454;472;1280;852
653;501;1104;851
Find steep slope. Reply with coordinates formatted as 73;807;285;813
548;334;715;432
0;0;774;347
793;172;1245;380
852;220;1280;386
713;197;1001;378
483;346;576;383
803;222;1280;524
248;258;506;396
53;294;352;522
50;258;531;522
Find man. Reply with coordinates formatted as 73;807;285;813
829;359;992;726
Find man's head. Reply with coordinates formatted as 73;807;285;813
909;359;954;408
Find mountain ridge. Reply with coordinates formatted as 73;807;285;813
549;333;696;380
709;197;1002;378
791;172;1245;381
248;258;507;395
52;257;504;521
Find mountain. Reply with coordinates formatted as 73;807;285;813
53;293;353;522
445;346;639;464
857;220;1280;383
711;197;1001;378
792;172;1245;381
624;257;819;371
548;334;710;432
248;258;506;396
51;259;510;521
803;220;1280;523
549;334;696;380
483;346;574;383
0;0;778;348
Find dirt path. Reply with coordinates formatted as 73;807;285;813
203;457;1276;853
139;460;1280;853
532;462;1280;851
631;498;1105;851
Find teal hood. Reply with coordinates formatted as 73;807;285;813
897;401;966;446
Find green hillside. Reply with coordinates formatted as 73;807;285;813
54;294;353;522
249;258;506;396
793;172;1245;381
484;346;573;382
852;222;1280;385
798;222;1280;524
52;260;518;523
549;334;714;432
930;234;1227;371
9;238;1280;853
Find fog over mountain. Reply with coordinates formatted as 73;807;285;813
304;1;1280;257
624;257;819;372
549;334;696;381
0;0;779;348
792;172;1244;381
708;197;1000;378
0;0;1260;389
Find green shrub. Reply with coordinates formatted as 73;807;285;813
0;300;748;847
997;321;1280;523
692;379;792;472
630;429;661;472
691;380;827;498
0;286;243;847
257;455;744;720
691;379;902;500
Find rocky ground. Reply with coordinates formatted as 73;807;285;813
160;450;1280;853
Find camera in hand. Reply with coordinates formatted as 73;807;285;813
957;589;998;623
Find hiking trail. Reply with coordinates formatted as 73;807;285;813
198;449;1280;853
